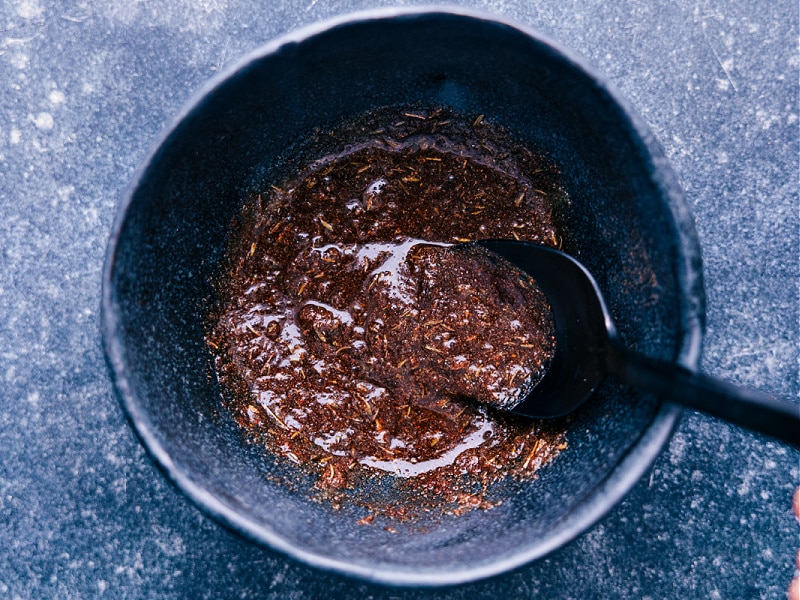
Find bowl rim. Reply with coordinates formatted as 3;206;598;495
101;5;705;587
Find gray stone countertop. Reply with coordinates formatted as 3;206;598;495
1;0;797;598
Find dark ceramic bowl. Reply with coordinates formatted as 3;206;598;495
102;8;705;586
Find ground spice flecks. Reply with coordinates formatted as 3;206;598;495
207;108;569;520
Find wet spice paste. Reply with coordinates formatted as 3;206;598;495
208;109;569;519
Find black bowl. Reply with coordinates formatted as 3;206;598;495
102;8;704;586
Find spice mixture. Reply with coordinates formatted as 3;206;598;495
207;109;569;519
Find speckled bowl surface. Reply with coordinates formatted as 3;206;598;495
102;8;704;586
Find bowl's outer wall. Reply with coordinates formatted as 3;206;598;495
105;11;703;585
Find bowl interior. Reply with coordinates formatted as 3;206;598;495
104;11;703;585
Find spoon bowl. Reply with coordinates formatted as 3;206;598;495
471;239;800;447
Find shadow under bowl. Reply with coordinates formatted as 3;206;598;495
102;8;705;587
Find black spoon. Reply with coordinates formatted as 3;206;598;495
465;239;800;447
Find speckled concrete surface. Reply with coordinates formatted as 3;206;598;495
0;0;797;598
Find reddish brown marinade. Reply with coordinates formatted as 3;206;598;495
207;109;569;519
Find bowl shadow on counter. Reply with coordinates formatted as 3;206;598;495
102;9;704;587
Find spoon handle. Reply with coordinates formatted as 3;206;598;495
608;346;800;447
